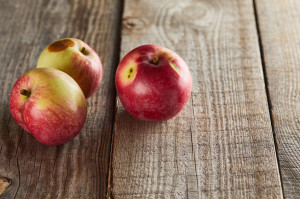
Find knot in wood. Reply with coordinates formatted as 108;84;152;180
0;177;11;195
181;2;216;28
122;17;145;30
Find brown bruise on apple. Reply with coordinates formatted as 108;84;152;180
48;39;75;52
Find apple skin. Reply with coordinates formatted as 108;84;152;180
36;38;103;98
9;68;87;145
115;44;192;121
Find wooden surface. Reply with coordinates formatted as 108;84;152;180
0;178;11;196
110;0;282;198
255;0;300;198
0;0;122;198
1;0;300;198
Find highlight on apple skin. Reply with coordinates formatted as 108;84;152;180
36;38;103;98
9;68;87;145
115;44;192;121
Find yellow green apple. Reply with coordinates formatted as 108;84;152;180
36;38;103;98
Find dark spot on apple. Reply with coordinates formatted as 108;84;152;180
130;68;133;73
128;75;131;78
48;39;75;52
20;89;31;98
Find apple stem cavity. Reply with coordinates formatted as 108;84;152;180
150;56;159;65
20;89;31;98
80;47;88;56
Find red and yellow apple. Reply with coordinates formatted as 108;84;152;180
36;38;103;98
9;68;87;145
115;44;192;121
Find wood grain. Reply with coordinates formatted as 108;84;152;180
111;0;283;198
0;178;11;196
0;0;121;198
255;0;300;198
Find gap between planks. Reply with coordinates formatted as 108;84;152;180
106;0;125;198
252;0;285;197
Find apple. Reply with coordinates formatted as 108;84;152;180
115;44;192;121
36;38;103;98
9;68;87;145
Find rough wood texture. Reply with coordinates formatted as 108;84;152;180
0;0;121;198
111;0;283;198
0;178;11;196
255;0;300;198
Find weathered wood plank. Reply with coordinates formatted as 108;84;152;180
255;0;300;198
0;178;11;196
111;0;283;198
0;0;121;198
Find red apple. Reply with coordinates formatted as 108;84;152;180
9;68;87;145
115;44;192;121
36;38;103;98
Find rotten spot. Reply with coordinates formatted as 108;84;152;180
130;68;133;73
128;75;131;78
48;39;75;52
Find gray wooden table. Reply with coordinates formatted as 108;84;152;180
0;0;299;198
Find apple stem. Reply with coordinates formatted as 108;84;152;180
151;56;159;65
20;89;31;98
81;47;87;55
